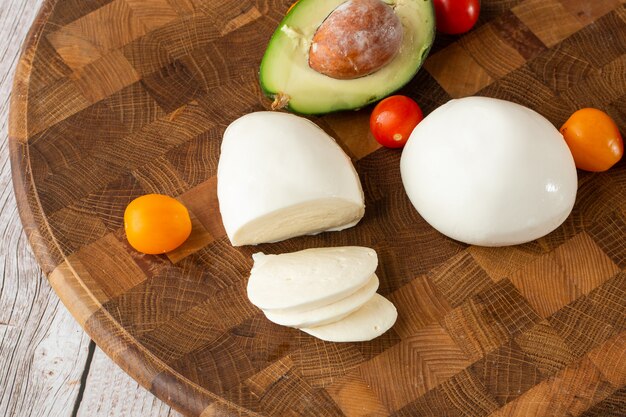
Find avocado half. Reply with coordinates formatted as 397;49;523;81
259;0;435;115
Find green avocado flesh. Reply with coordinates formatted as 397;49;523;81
259;0;435;114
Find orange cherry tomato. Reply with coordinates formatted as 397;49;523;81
124;194;192;254
560;108;623;172
370;95;424;149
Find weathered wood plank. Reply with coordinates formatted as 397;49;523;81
76;347;183;417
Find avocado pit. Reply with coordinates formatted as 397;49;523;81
308;0;403;80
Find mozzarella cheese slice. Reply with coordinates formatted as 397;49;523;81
263;273;379;328
301;294;397;342
217;111;365;246
247;246;377;312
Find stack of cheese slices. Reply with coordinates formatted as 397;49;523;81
247;247;397;342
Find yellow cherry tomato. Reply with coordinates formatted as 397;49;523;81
560;108;623;172
124;194;192;254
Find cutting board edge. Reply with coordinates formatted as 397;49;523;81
6;2;253;416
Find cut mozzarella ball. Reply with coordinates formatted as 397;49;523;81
263;274;379;328
301;294;397;342
247;247;377;312
217;112;365;246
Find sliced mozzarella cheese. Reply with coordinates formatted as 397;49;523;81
247;246;377;312
263;273;379;328
301;294;397;342
217;111;365;246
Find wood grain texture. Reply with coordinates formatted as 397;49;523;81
1;1;180;416
8;0;626;416
76;347;183;417
1;1;90;416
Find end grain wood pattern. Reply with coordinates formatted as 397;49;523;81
9;0;626;416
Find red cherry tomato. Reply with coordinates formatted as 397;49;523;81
370;95;424;149
433;0;480;35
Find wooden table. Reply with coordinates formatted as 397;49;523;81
0;1;181;415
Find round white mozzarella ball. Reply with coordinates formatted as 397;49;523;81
400;96;577;247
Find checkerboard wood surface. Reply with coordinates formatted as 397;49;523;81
9;0;626;416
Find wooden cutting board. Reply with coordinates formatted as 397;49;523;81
9;0;626;416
